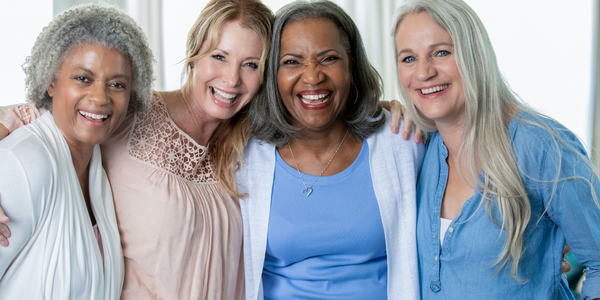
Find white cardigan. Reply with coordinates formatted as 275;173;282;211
0;112;124;299
238;112;425;300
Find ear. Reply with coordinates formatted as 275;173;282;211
47;81;55;98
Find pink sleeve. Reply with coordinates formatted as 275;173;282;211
0;104;46;133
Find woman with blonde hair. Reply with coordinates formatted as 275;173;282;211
0;0;273;298
393;0;600;298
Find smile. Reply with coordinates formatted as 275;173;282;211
420;85;448;95
299;93;331;105
212;87;239;104
78;110;108;121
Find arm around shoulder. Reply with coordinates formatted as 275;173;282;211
0;104;43;136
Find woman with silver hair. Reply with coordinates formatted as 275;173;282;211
0;0;274;298
394;0;600;298
0;3;153;298
238;1;424;299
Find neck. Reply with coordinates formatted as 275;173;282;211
290;120;350;154
279;120;362;176
161;90;222;146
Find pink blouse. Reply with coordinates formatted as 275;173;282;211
0;93;245;300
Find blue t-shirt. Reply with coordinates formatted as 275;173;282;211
416;110;600;299
262;140;387;300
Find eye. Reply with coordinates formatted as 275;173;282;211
75;76;90;83
281;59;298;66
321;55;339;64
402;56;416;63
110;82;127;89
245;62;258;69
212;54;226;61
436;50;451;57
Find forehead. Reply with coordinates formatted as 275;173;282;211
280;18;344;51
395;12;452;48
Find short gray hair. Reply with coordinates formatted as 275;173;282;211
248;0;384;145
23;2;154;113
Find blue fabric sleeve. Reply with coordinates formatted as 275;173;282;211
535;131;600;300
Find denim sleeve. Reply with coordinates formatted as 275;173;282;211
536;132;600;300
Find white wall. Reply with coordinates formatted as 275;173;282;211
465;0;593;148
0;0;53;107
1;0;594;150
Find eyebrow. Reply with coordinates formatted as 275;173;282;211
280;49;339;59
73;67;131;81
214;48;260;61
397;42;454;56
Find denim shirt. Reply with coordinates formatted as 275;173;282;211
416;110;600;299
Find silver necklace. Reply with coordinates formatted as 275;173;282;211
287;127;350;197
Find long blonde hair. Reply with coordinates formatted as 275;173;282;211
394;0;598;282
182;0;273;197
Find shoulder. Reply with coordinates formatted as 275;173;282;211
0;126;55;181
510;110;586;158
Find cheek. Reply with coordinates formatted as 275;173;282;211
276;69;299;96
243;71;262;95
397;66;411;89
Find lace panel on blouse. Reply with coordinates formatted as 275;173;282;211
128;96;217;183
15;104;38;125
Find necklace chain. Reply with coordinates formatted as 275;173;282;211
288;127;350;197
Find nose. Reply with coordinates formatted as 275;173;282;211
222;64;242;87
301;61;324;86
416;58;436;81
88;82;110;105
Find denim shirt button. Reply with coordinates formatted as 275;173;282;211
434;255;438;261
448;227;454;232
430;281;441;292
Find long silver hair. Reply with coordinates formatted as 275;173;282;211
394;0;599;282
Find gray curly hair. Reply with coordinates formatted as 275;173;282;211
23;2;154;113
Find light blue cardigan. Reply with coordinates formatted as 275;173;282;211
238;111;425;300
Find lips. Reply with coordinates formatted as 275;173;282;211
78;110;109;121
419;84;448;95
211;87;239;104
297;90;333;110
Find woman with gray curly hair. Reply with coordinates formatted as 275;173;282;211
238;1;424;299
0;3;153;299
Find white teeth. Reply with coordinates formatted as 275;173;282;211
300;93;328;100
79;110;108;120
421;85;448;95
212;87;238;103
299;93;331;105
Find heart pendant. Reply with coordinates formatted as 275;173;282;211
302;187;313;197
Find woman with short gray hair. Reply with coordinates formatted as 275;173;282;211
0;3;153;298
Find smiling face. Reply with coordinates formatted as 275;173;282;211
395;12;465;126
190;20;263;121
277;18;352;132
48;43;132;151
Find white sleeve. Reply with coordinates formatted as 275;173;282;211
0;149;35;276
